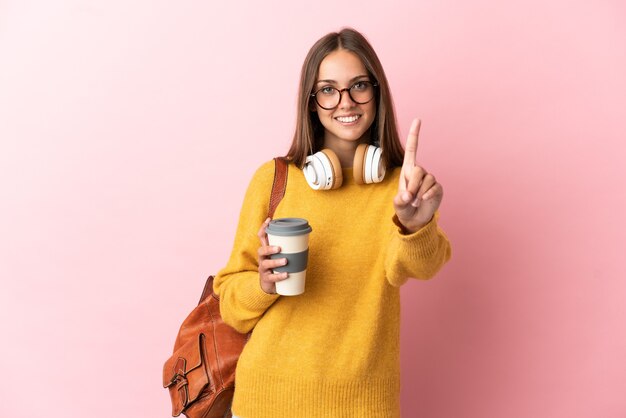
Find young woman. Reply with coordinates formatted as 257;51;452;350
214;28;452;418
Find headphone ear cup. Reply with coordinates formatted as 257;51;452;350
353;144;367;185
320;149;343;189
354;144;386;185
368;145;385;183
304;149;343;190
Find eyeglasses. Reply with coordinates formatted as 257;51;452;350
310;80;378;110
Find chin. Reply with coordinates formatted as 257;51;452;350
345;128;372;142
320;118;374;144
330;126;371;141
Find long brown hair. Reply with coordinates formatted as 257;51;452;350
286;28;404;170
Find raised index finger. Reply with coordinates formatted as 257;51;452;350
403;118;421;168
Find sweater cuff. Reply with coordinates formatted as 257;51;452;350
237;272;281;311
391;213;441;259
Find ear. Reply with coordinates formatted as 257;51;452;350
308;100;317;112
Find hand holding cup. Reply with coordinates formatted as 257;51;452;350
257;218;289;294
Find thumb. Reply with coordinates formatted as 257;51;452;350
393;189;414;210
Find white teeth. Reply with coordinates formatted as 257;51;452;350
336;115;360;123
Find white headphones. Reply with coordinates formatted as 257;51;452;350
303;143;386;190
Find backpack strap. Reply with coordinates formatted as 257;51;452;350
268;157;288;218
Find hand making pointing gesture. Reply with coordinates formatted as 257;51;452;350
393;119;444;233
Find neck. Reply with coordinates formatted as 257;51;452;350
323;134;369;168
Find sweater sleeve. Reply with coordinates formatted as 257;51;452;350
212;161;281;333
384;211;452;287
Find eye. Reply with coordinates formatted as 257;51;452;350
319;86;336;95
352;81;368;91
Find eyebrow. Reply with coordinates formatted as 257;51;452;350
315;75;370;85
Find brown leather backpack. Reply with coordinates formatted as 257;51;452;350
163;157;288;418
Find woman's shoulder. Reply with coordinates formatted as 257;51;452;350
252;157;299;181
252;159;278;179
247;158;296;189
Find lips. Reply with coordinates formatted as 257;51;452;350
335;114;361;123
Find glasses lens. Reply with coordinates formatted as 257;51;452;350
315;87;340;109
350;81;375;104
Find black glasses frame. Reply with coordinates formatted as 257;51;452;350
310;81;379;110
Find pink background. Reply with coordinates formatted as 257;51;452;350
1;0;625;417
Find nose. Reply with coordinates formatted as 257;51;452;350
337;88;356;108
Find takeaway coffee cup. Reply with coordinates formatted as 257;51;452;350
265;218;312;296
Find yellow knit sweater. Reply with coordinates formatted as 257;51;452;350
214;160;452;418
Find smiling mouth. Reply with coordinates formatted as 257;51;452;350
335;115;361;123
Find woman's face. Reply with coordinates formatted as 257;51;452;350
312;49;376;147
